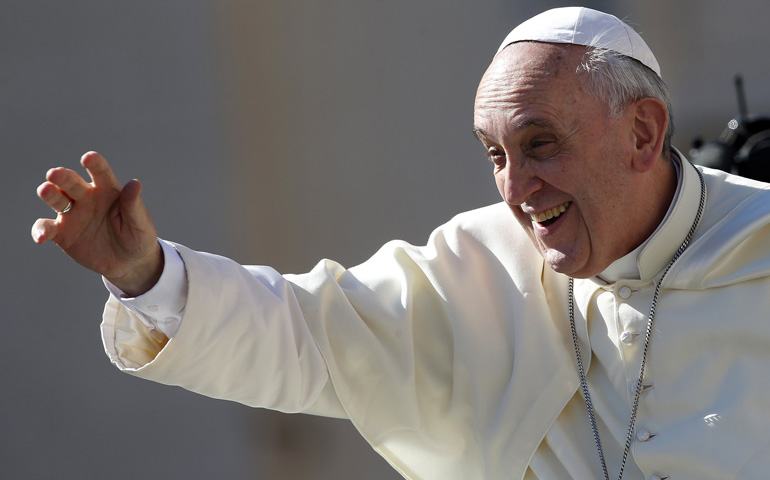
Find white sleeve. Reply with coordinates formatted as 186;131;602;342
102;239;187;338
101;243;334;415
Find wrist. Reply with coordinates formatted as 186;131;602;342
107;242;164;297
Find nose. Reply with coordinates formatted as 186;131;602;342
498;157;544;205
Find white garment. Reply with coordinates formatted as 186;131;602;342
103;240;186;339
102;153;770;479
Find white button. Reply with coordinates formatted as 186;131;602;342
632;382;653;394
620;331;637;344
618;286;632;299
636;429;652;442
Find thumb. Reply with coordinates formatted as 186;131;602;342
119;179;153;229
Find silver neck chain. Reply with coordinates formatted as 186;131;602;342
568;165;705;480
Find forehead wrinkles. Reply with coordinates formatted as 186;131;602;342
475;68;554;112
474;44;585;129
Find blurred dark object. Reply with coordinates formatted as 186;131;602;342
690;75;770;182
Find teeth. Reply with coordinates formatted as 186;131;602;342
531;202;570;223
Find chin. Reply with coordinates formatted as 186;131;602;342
543;251;594;278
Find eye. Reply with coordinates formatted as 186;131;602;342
486;147;506;168
524;135;558;158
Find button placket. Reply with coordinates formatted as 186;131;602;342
616;293;648;378
616;284;643;351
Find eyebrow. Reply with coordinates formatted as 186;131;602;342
472;118;558;143
515;118;557;131
472;127;486;141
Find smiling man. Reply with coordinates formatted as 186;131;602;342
32;7;770;480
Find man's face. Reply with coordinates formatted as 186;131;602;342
473;42;641;278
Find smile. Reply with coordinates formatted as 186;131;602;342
530;202;571;226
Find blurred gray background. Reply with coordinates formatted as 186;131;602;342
3;0;769;478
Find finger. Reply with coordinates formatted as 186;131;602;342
31;218;58;244
117;179;159;247
37;181;72;214
81;151;122;190
45;166;90;202
119;179;150;226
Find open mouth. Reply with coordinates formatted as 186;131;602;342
530;201;571;227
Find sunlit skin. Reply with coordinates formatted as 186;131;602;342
474;42;676;278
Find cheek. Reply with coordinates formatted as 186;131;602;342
511;206;532;230
508;204;541;248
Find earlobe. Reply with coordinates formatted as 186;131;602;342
630;97;668;172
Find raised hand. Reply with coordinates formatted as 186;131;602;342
32;152;163;297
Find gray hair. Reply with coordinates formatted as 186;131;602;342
578;48;674;158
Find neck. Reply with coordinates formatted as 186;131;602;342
626;154;678;257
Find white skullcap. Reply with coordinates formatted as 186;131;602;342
497;7;661;77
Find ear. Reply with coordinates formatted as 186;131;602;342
628;97;668;173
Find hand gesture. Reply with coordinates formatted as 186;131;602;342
31;152;163;297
